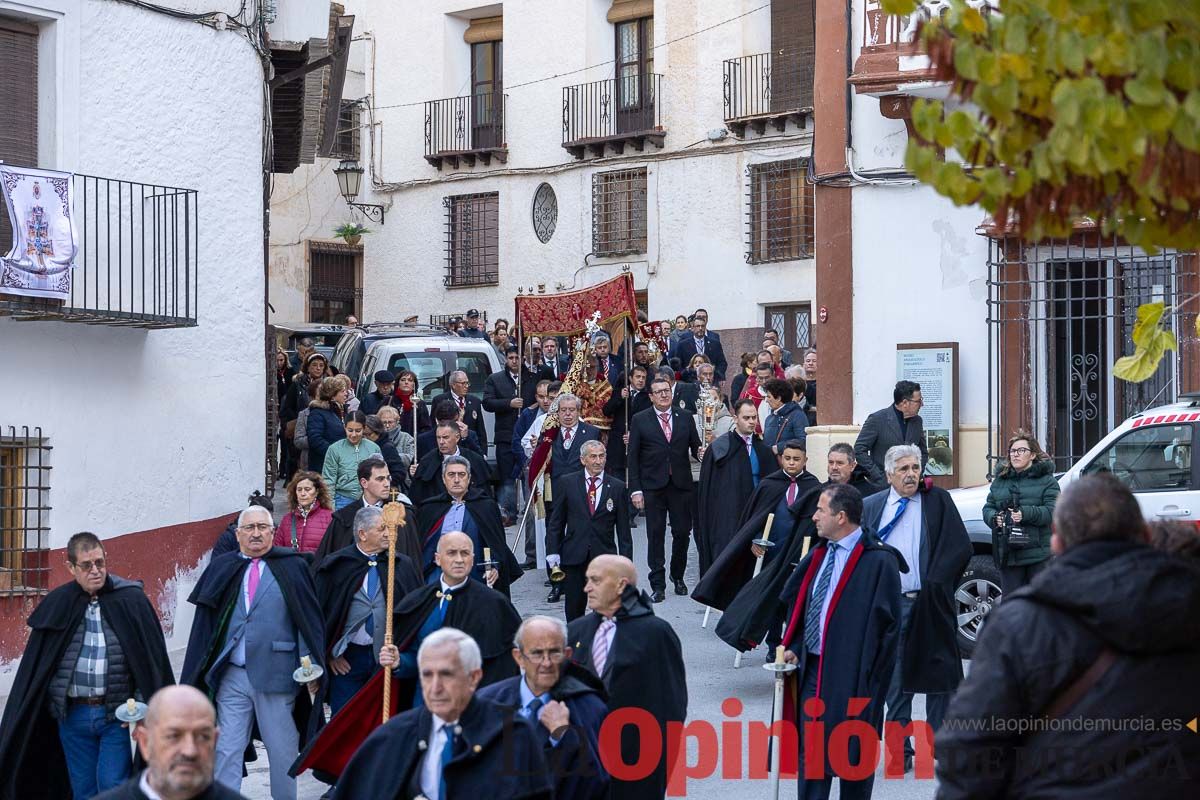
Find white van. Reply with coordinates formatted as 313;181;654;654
330;323;503;465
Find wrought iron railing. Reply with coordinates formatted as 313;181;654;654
723;52;814;121
562;74;663;145
424;92;507;156
0;172;198;327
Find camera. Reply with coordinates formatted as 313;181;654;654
1003;485;1034;549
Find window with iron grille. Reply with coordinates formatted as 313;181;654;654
308;241;362;323
592;168;647;256
0;426;50;594
444;192;500;288
0;18;39;254
747;159;814;263
330;100;361;160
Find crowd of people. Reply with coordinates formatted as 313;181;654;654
3;305;1198;800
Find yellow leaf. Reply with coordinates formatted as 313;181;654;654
1130;302;1166;347
962;6;987;35
1113;343;1166;383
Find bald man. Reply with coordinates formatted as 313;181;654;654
95;685;247;799
567;556;688;800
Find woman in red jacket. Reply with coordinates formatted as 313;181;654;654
274;470;334;553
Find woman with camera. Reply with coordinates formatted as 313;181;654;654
983;431;1060;595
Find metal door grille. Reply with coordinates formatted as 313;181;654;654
308;241;361;323
986;232;1198;474
747;159;814;263
0;426;50;595
592;168;647;256
444;192;499;287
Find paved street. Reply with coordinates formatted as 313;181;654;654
235;494;943;799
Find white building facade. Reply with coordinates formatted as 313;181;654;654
0;0;333;675
273;0;820;361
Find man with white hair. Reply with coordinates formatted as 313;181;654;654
181;506;325;800
478;616;610;799
433;369;488;455
330;628;551;799
860;445;971;773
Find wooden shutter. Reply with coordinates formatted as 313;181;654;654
0;18;39;253
770;0;814;111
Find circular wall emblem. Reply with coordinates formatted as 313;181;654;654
532;183;557;243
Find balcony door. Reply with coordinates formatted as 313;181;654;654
615;17;653;134
471;40;502;149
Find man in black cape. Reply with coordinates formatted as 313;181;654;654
778;484;903;799
0;533;175;800
695;440;819;611
567;555;687;800
861;444;971;771
706;440;875;654
312;458;422;569
411;420;491;504
477;615;610;800
416;455;522;595
329;628;551;800
180;508;325;800
695;398;777;577
312;505;422;718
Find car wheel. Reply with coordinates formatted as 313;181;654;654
956;555;1002;658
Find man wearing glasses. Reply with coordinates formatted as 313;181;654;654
0;532;174;799
433;370;489;457
854;380;929;485
181;507;324;800
477;615;609;800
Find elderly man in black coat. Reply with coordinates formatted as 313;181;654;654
853;380;928;484
331;628;551;799
936;475;1200;800
780;484;903;800
861;444;971;773
313;505;423;717
477;616;610;800
567;555;687;800
432;370;489;455
695;398;776;577
0;533;175;800
416;455;522;595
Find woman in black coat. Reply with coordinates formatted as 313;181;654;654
306;376;347;474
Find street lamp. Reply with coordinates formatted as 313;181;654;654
333;159;385;224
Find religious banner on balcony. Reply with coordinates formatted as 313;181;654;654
0;164;78;301
514;272;638;337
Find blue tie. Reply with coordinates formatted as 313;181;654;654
746;439;760;487
438;725;457;800
803;543;837;654
524;696;545;721
364;562;379;638
877;496;911;542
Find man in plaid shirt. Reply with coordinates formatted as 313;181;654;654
0;532;174;800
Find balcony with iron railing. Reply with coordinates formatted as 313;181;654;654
722;52;814;137
423;92;508;170
0;172;198;328
562;74;665;159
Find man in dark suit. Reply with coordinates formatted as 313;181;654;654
591;332;622;386
656;366;700;415
602;364;651;477
483;346;525;524
476;616;609;800
628;376;702;602
433;369;488;456
861;444;970;773
546;393;602;481
546;440;634;621
854;380;928;484
670;316;728;382
416;398;483;460
538;337;569;379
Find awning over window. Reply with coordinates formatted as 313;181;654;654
464;15;502;44
608;0;653;24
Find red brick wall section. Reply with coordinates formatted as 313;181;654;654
0;513;234;663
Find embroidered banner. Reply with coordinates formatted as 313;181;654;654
1;165;79;301
514;272;637;336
